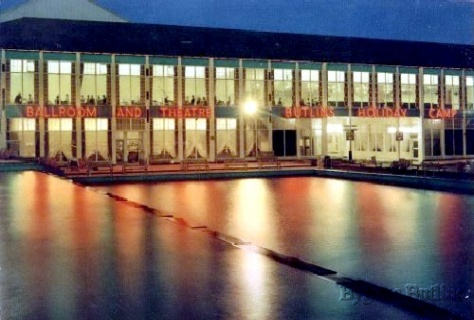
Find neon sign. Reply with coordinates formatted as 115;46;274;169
25;106;97;118
357;107;407;118
284;107;334;118
159;107;211;118
428;109;457;119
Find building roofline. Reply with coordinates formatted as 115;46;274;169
1;18;473;69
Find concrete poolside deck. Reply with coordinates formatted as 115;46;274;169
1;158;473;193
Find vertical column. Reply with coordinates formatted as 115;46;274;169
177;57;183;160
440;69;445;157
395;67;401;109
321;62;328;156
371;65;376;107
0;50;6;149
461;70;467;156
347;64;353;161
238;59;245;158
144;56;150;161
395;66;401;160
295;62;301;158
418;67;425;163
75;52;82;158
38;51;45;158
208;58;216;161
267;60;273;151
111;54;117;164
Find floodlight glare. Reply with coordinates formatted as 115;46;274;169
244;100;257;114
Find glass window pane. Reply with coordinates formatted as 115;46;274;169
48;61;60;73
60;62;72;74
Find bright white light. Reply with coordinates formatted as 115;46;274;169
244;100;258;115
327;124;343;133
387;127;397;134
387;126;418;134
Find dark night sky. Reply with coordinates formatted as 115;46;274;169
1;0;473;44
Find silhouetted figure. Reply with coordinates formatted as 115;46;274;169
14;93;22;104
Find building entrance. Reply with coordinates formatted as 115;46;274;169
273;130;297;157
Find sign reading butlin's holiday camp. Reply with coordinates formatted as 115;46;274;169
283;107;335;118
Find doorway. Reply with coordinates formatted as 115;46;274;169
273;130;296;157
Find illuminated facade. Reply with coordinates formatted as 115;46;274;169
1;18;473;164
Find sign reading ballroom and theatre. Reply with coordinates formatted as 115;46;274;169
20;105;212;118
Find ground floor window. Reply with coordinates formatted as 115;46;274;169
184;119;208;158
152;118;177;158
7;118;36;157
216;118;238;156
84;118;109;160
244;117;270;156
47;118;73;159
424;120;442;157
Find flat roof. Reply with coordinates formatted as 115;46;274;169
1;18;473;69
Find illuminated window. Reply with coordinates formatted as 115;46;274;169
301;69;319;106
185;66;207;105
401;73;417;108
353;71;370;107
153;118;175;130
10;59;36;104
152;65;175;106
215;67;235;106
423;74;439;107
216;118;237;130
118;64;141;105
48;60;72;105
185;118;207;131
244;68;265;106
82;63;108;104
48;118;73;131
84;118;108;131
377;72;394;106
445;75;460;110
273;68;293;106
328;70;345;107
467;76;474;110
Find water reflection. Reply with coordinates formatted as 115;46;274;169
97;176;473;318
0;171;471;319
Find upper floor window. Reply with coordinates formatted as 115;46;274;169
423;74;439;107
300;69;319;106
215;67;235;106
82;63;108;105
152;65;175;106
48;61;72;105
118;64;141;105
327;70;345;107
467;76;474;110
184;66;207;106
11;59;35;73
244;68;265;106
444;75;460;110
401;73;417;108
10;59;35;104
273;68;293;107
353;71;370;107
377;72;394;106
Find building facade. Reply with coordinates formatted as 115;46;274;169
1;18;473;164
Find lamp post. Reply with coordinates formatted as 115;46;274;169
244;100;258;157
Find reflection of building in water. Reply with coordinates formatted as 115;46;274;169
0;0;473;163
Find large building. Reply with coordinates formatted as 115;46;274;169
1;1;473;164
